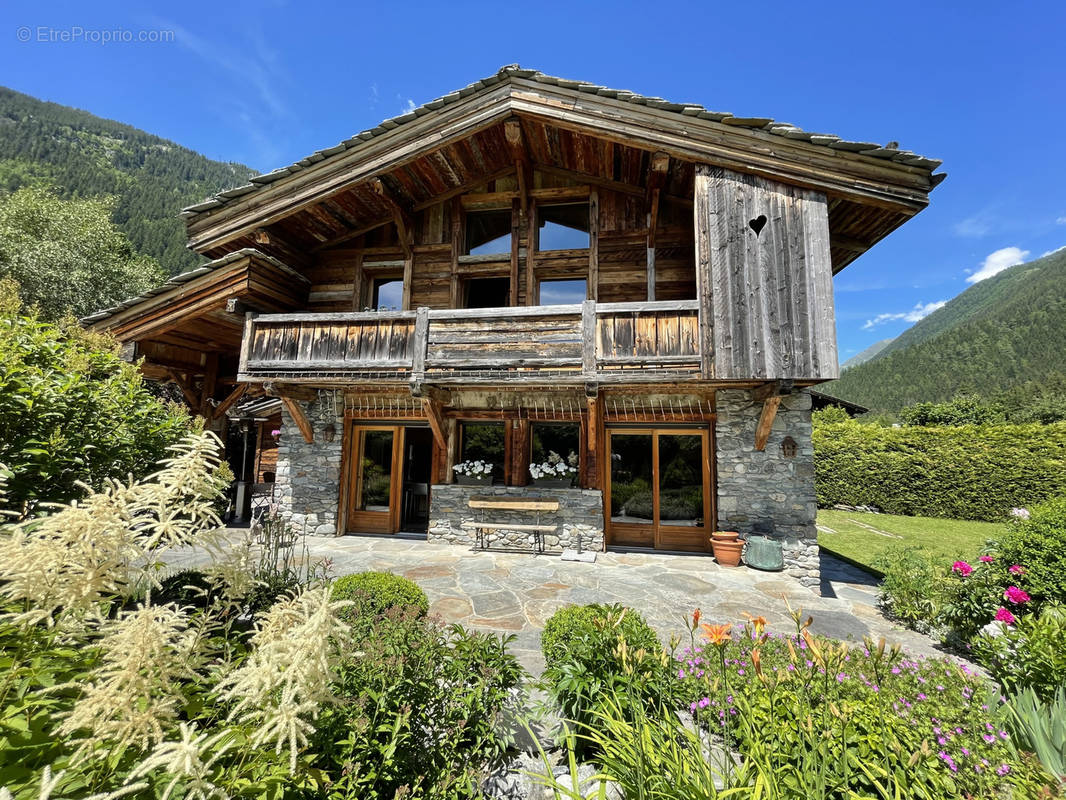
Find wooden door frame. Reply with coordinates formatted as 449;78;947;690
342;422;405;534
604;425;713;552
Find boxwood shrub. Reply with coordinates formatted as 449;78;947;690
814;419;1066;521
331;571;429;626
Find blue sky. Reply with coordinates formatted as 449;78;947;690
3;0;1065;358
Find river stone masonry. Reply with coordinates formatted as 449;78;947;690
715;388;819;587
428;484;604;553
275;392;343;537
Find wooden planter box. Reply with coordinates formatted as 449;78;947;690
532;477;576;489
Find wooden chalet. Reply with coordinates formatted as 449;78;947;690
86;66;942;581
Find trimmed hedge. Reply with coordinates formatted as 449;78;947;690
814;420;1066;521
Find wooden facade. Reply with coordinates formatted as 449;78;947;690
87;67;942;552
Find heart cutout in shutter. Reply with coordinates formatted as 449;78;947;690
748;215;767;236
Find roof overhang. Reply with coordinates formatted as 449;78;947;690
85;248;309;343
182;67;943;268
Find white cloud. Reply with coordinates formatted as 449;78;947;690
862;300;948;330
1056;216;1066;225
1041;245;1066;258
966;246;1030;284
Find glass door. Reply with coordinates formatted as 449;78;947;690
606;428;711;552
346;425;403;534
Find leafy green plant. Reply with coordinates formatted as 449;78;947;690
972;606;1066;701
873;545;945;632
1003;685;1066;782
541;604;671;756
997;494;1066;610
0;280;192;514
310;608;524;800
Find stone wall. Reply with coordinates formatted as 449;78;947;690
275;392;343;536
715;388;819;586
428;484;604;553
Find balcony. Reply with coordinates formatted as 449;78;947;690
238;300;703;386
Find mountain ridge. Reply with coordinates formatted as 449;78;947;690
0;86;256;274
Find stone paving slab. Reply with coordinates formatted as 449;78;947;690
165;533;952;675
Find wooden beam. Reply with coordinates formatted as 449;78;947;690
646;152;669;302
280;396;314;444
421;396;447;450
450;197;462;308
504;119;531;220
165;369;200;409
754;395;782;451
263;381;318;403
370;178;414;261
752;379;794;402
830;233;872;253
211;383;248;420
526;198;538;305
510;198;520;306
588;189;599;301
199;352;219;416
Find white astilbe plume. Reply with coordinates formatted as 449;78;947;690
0;432;224;625
216;584;351;772
207;534;257;602
0;767;146;800
127;723;233;800
58;603;197;756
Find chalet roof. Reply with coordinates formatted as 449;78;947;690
81;247;295;324
181;64;944;222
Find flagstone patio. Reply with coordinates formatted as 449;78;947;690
166;533;946;674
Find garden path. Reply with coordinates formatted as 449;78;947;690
167;534;951;675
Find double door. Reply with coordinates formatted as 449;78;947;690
345;424;432;534
605;427;712;552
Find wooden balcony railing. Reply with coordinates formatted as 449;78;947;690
238;300;702;385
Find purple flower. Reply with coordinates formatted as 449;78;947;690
996;764;1011;776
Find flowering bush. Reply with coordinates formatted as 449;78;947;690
972;606;1066;701
671;609;1056;798
873;545;945;632
529;450;578;481
0;432;521;800
997;495;1066;610
452;459;493;477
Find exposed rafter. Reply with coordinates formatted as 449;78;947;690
370;177;414;260
504;119;532;220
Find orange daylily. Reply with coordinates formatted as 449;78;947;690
692;608;702;628
744;613;768;635
701;623;732;646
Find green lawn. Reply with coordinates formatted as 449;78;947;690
816;509;1006;574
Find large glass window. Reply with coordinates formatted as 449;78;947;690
463;277;510;308
657;434;704;527
465;210;512;255
538;203;590;251
609;433;654;524
458;422;505;482
355;429;394;512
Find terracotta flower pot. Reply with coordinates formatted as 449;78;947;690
712;538;745;567
711;531;740;542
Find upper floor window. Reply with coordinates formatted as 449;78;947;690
465;209;512;256
538;279;587;305
538;203;590;251
371;278;403;311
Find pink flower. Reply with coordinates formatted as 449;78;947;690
270;428;281;437
994;607;1016;625
979;555;994;563
1010;507;1030;520
1003;586;1030;605
952;561;973;577
1009;564;1025;575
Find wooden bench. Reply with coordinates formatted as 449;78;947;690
462;496;560;553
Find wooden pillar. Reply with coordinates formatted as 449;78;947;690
588;189;599;301
526;199;538;305
509;198;521;306
693;165;715;379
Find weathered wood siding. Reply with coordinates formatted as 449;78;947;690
694;165;837;381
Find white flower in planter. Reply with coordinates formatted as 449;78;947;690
453;460;494;477
529;450;578;480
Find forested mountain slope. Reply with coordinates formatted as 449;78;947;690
825;248;1066;413
0;87;255;274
